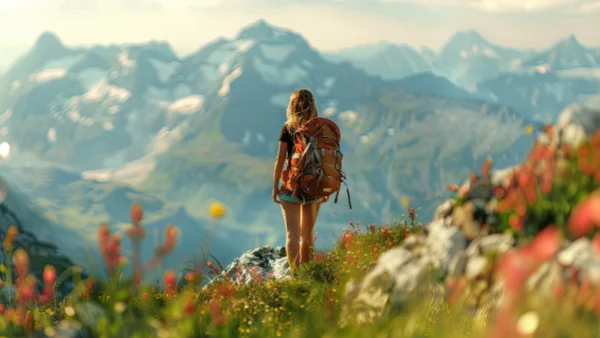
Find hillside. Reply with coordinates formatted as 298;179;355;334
0;165;243;278
0;175;82;296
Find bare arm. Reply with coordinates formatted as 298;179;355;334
273;141;288;190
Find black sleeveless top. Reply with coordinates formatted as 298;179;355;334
278;125;295;159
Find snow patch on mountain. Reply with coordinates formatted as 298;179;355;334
107;105;120;114
323;107;336;117
28;69;66;83
252;58;307;85
47;128;57;142
219;67;243;96
234;39;255;53
149;59;179;83
117;49;136;69
242;130;251;146
339;110;358;123
9;80;20;94
317;77;336;95
82;78;131;103
67;109;80;122
260;44;295;62
149;121;190;155
324;77;335;88
459;44;499;59
167;95;204;115
218;63;230;75
0;109;13;124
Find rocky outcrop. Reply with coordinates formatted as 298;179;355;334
0;176;82;299
339;95;600;326
207;246;291;287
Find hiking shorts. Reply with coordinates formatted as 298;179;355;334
278;187;324;205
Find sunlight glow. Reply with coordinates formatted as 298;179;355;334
0;0;32;8
0;142;11;159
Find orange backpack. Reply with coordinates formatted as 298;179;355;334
280;117;352;209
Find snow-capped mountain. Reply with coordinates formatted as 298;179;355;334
324;40;434;80
433;29;537;91
0;19;537;261
521;34;600;72
476;35;600;122
325;29;537;91
327;29;600;119
0;31;203;171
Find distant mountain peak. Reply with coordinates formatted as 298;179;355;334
450;29;488;45
377;39;395;46
237;19;290;40
33;31;64;51
557;34;583;48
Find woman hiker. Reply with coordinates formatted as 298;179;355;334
271;88;328;269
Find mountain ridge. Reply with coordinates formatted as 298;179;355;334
0;19;541;271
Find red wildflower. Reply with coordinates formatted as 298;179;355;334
209;298;226;326
43;265;56;285
184;300;196;315
481;158;493;178
164;269;177;293
469;172;477;184
592;234;600;255
130;202;144;224
527;225;562;262
185;272;197;284
446;184;459;192
567;192;600;238
407;208;415;222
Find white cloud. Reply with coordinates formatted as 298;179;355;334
381;0;597;12
577;0;600;11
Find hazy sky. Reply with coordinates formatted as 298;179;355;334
0;0;599;55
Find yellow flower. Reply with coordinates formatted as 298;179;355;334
525;124;534;134
209;202;226;219
400;196;411;208
65;306;75;317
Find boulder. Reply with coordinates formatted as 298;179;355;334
207;245;291;287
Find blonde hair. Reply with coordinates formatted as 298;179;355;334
284;88;318;132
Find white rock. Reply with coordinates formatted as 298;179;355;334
425;219;467;271
465;256;488;279
557;238;591;266
561;124;587;148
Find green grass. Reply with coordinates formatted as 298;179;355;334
2;124;600;338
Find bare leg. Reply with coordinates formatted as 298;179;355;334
281;200;302;269
300;202;321;264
